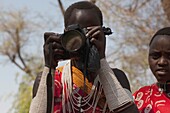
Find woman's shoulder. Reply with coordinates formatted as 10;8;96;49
112;68;131;92
133;83;156;97
137;83;156;91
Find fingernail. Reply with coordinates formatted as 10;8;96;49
86;33;89;37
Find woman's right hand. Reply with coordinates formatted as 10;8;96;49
43;32;65;69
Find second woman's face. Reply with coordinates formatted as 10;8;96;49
149;35;170;83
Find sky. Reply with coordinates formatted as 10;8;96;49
0;0;81;112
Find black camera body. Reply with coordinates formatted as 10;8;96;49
59;24;112;60
61;24;87;53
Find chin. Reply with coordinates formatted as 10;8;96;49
157;78;169;83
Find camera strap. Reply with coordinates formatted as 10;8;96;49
46;44;54;113
83;38;100;82
78;38;91;112
83;38;91;82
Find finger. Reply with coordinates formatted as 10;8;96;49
44;32;55;42
44;45;50;56
86;26;101;37
90;38;100;46
54;54;65;61
91;30;100;38
44;43;64;58
45;34;61;44
53;49;67;61
52;42;63;50
53;48;65;56
86;26;100;30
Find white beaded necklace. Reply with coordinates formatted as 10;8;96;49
61;60;108;113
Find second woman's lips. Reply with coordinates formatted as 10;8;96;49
156;69;168;75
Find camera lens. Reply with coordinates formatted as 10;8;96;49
61;30;86;52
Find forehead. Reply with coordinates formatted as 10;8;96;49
67;9;101;28
150;35;170;50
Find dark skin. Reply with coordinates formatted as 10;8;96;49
43;8;139;113
44;9;105;82
149;35;170;84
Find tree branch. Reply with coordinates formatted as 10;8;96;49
57;0;65;16
15;28;27;68
7;53;24;71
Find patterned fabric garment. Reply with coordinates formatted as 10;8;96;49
53;66;107;113
133;83;170;113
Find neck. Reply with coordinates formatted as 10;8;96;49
71;60;84;72
71;60;96;83
157;81;170;93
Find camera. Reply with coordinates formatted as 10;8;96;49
59;24;112;60
60;24;87;52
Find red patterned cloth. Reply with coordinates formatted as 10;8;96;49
53;67;103;113
133;83;170;113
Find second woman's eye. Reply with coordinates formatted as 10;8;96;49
167;53;170;59
149;52;160;59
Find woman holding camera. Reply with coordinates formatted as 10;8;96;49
29;1;138;113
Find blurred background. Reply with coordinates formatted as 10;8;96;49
0;0;170;112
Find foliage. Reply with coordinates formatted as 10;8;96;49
0;5;63;112
0;9;44;80
161;0;170;21
11;75;32;113
96;0;170;92
0;9;46;113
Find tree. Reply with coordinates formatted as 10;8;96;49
11;76;32;113
0;2;64;111
95;0;170;91
0;7;62;112
161;0;170;21
0;9;44;81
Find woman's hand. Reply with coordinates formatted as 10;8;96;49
86;26;106;59
43;32;65;69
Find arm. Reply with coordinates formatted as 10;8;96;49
87;26;138;112
29;32;63;113
32;72;42;98
98;59;139;113
29;67;50;113
112;68;131;92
